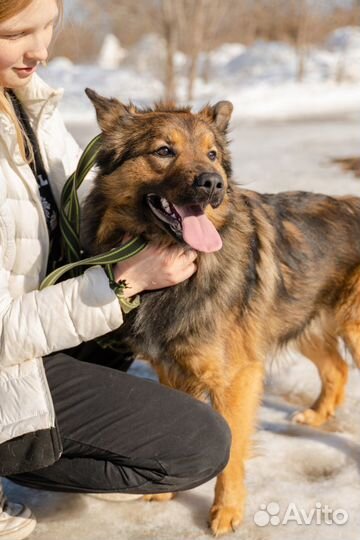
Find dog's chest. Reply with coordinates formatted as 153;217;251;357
127;279;217;360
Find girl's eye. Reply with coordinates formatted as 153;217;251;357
155;146;175;157
2;33;25;40
208;150;217;161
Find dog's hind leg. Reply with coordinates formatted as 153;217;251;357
294;269;360;428
292;333;348;427
342;326;360;368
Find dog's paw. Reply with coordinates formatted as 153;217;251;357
292;408;332;427
143;492;175;502
209;504;243;536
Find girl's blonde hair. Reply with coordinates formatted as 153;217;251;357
0;0;63;161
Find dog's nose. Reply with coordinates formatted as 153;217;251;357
194;173;224;197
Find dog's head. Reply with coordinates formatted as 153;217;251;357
84;89;233;254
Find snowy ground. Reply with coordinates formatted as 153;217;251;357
43;26;360;124
5;29;360;539
5;111;360;540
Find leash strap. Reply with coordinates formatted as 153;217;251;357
40;134;147;314
59;133;102;264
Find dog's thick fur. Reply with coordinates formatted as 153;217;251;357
82;89;360;536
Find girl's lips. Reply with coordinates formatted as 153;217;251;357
13;65;37;78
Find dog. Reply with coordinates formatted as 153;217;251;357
82;88;360;536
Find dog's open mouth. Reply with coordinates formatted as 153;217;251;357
146;194;222;253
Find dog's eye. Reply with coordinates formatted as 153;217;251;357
155;146;175;157
208;150;217;161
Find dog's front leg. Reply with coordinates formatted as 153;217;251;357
210;358;264;536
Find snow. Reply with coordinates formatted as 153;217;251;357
326;25;360;51
98;34;127;69
206;43;247;68
47;56;74;71
43;26;360;125
225;40;298;82
5;26;360;540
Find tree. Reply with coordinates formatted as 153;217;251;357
160;0;179;102
53;0;360;97
294;0;310;82
182;0;231;101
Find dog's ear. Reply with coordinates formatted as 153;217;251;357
85;88;134;132
199;101;233;132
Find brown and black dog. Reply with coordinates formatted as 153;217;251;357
82;88;360;536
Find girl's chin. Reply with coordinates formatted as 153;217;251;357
3;73;35;89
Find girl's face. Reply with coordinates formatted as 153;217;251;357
0;0;59;89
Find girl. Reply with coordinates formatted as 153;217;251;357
0;0;231;538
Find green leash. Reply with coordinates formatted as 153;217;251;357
40;134;147;314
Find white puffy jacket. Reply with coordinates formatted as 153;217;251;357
0;75;123;446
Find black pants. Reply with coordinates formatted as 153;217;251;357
10;354;231;494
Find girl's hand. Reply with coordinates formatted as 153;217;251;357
112;241;197;298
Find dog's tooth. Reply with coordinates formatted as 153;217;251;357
161;197;170;212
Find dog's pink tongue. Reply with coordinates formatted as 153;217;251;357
174;204;222;253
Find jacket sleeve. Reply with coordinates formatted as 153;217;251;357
0;249;124;367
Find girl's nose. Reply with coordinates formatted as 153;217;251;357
25;46;49;63
24;35;49;63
